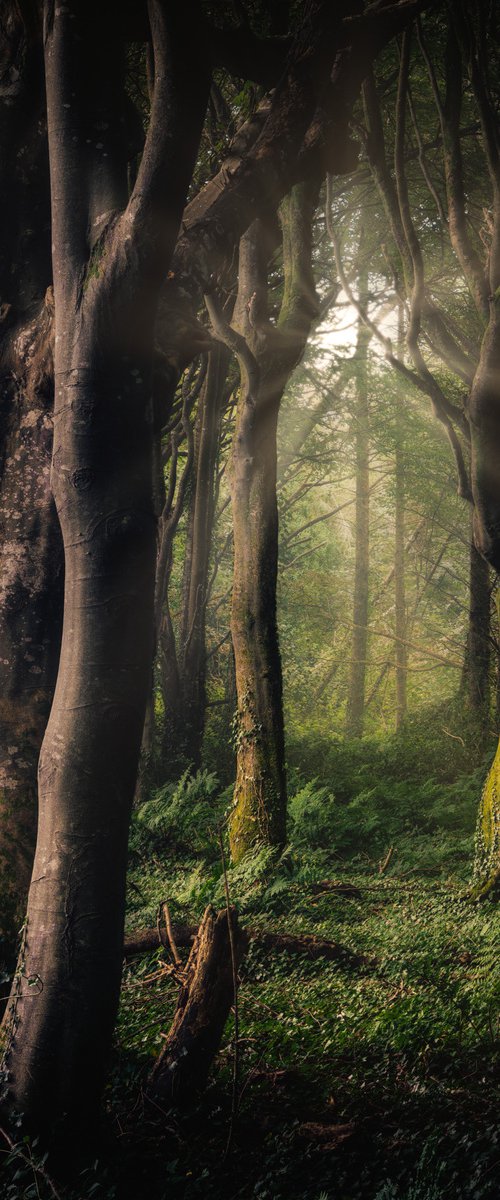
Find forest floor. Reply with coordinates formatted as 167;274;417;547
105;743;500;1200
3;729;499;1200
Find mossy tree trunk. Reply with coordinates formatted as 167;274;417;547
207;183;319;861
471;728;500;898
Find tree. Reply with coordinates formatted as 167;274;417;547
0;8;63;961
345;239;371;737
0;0;437;1135
1;0;209;1132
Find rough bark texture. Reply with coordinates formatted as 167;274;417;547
147;905;248;1107
1;0;209;1133
0;296;63;959
345;252;370;737
227;233;288;862
0;11;63;959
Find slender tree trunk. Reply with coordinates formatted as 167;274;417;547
179;345;230;767
394;311;407;731
462;531;491;722
345;256;370;737
229;363;287;860
207;183;319;861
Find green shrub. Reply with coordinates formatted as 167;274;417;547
131;769;228;858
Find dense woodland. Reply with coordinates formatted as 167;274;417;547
0;0;499;1197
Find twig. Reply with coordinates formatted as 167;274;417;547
379;845;395;875
163;900;182;968
218;825;240;1159
156;901;167;950
0;1125;63;1200
441;726;466;747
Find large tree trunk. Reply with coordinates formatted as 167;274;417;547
0;15;63;959
1;0;209;1134
457;8;500;896
345;255;370;737
0;298;63;961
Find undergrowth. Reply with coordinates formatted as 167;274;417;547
3;726;499;1199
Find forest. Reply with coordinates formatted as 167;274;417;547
0;0;499;1196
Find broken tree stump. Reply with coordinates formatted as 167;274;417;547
147;904;248;1108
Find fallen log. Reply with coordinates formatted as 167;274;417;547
250;930;369;967
147;905;248;1108
124;923;370;968
125;923;195;957
297;1121;357;1150
308;880;362;899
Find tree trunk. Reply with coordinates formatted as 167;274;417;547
471;725;500;899
0;298;63;961
229;357;287;860
206;185;319;861
462;531;491;723
179;346;231;768
157;346;230;777
345;253;370;737
394;420;407;730
147;905;248;1107
1;0;209;1134
0;17;63;960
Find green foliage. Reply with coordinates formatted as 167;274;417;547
132;769;227;858
373;1144;445;1200
117;764;499;1200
